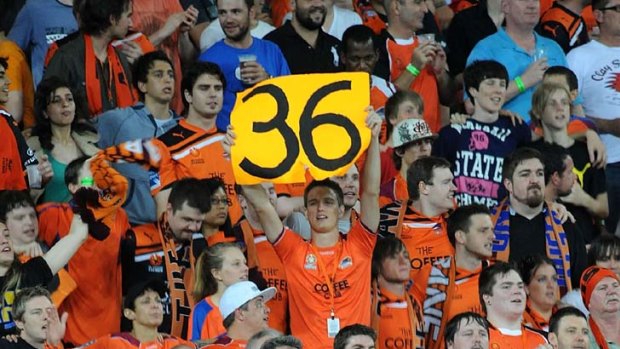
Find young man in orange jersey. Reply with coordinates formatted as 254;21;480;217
378;156;456;282
204;281;276;348
238;110;382;348
152;61;242;224
412;204;494;349
234;183;289;333
79;280;195;349
371;236;424;349
478;262;550;349
444;312;489;349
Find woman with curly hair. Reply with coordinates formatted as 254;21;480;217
27;76;99;203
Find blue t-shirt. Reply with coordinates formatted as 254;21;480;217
198;37;291;130
466;28;569;123
432;117;531;208
8;0;78;87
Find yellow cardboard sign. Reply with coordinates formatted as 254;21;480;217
231;72;370;184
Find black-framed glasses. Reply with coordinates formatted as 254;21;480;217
210;197;229;206
600;4;620;11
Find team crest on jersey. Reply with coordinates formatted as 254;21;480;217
339;256;353;269
433;224;443;235
304;253;317;270
189;147;200;157
150;254;163;266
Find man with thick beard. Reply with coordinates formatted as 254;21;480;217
490;147;586;294
264;0;342;74
199;0;290;130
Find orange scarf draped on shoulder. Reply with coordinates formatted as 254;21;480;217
84;34;137;117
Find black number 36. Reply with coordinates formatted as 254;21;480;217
239;80;362;179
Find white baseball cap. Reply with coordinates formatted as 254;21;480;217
391;118;436;148
220;281;277;319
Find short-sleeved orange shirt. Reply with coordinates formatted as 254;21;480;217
488;325;548;349
273;222;376;349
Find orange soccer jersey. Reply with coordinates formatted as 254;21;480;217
235;220;289;333
488;325;548;349
385;38;441;133
379;202;454;282
152;119;242;223
273;222;376;349
37;203;128;346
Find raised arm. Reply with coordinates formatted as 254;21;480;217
43;215;88;275
222;126;284;242
241;184;284;243
359;109;382;232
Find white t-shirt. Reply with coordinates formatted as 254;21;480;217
199;20;275;52
281;5;362;40
327;6;362;40
567;40;620;163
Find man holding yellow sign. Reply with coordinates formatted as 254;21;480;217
224;72;381;349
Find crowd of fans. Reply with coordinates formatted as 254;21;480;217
0;0;619;348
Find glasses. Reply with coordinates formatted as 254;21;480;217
600;4;620;11
210;197;229;206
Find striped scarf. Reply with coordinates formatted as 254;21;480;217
422;257;454;349
491;198;572;292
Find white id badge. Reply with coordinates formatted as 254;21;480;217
327;317;340;338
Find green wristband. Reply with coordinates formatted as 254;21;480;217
81;177;94;187
515;76;526;93
406;64;421;77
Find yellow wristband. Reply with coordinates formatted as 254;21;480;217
406;64;421;77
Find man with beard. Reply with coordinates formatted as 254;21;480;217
199;0;289;130
264;0;342;74
490;147;587;294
